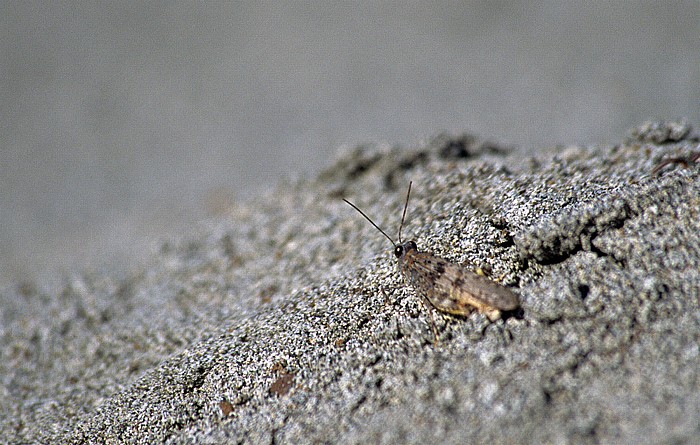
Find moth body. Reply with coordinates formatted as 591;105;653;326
396;240;519;321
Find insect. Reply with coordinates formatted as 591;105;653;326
343;182;520;331
652;151;700;176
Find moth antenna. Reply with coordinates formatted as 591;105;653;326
343;198;397;247
398;181;412;243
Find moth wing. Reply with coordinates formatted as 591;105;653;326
402;250;519;316
440;266;520;311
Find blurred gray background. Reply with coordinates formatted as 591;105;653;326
1;2;698;290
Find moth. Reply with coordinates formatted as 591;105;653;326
651;151;700;176
343;182;519;325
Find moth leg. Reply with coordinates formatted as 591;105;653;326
481;307;502;322
380;286;392;307
419;295;440;345
474;266;490;277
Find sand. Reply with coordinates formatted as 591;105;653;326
2;122;698;444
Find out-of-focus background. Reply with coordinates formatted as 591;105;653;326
1;3;698;290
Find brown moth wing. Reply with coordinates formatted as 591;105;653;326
401;248;519;318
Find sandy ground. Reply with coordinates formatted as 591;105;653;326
1;122;699;444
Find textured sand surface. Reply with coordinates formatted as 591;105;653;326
2;122;699;444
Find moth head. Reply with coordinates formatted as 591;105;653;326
395;240;417;258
